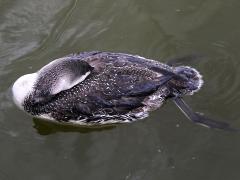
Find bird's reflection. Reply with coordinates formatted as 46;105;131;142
32;118;117;135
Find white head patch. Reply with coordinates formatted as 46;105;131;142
12;73;38;109
51;71;91;95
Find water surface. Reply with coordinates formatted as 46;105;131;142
1;0;240;179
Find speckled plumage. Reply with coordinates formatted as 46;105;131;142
13;51;203;125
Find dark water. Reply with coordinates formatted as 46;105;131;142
1;0;240;179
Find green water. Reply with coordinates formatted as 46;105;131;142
1;0;240;179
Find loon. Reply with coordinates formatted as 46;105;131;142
11;51;236;130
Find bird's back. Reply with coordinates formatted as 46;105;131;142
40;56;172;123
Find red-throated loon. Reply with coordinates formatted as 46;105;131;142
14;51;235;131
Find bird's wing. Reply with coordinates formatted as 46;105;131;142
82;69;173;115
